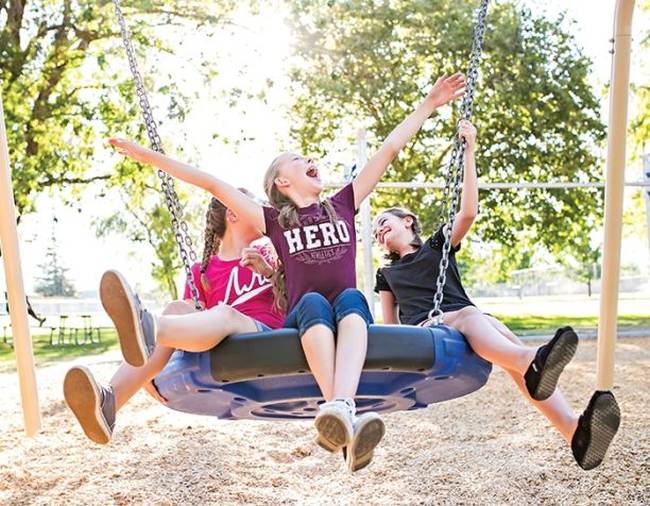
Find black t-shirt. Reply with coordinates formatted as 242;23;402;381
375;225;475;325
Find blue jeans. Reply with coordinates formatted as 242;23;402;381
284;288;373;337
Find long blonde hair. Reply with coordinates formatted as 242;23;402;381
263;154;339;312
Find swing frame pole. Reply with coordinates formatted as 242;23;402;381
0;92;41;436
597;0;636;390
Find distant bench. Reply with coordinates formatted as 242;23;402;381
0;314;103;347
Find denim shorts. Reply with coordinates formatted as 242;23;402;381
254;320;272;333
283;288;373;337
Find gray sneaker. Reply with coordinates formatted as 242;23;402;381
314;398;355;452
100;270;156;367
64;366;116;445
345;412;385;473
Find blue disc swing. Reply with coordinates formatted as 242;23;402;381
110;0;492;421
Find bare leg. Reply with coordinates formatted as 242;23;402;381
444;306;537;374
109;301;195;411
156;303;258;352
333;314;367;399
483;315;578;442
301;324;335;401
110;345;175;411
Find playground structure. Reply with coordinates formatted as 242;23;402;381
0;0;640;435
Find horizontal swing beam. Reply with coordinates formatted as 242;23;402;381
327;181;650;190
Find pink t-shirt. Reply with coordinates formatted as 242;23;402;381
263;183;358;312
183;245;284;329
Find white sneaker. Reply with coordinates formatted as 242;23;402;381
346;412;385;473
314;398;355;452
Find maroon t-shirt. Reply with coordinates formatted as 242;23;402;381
263;183;358;312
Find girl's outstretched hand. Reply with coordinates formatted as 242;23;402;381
458;120;477;150
108;138;150;164
427;73;466;108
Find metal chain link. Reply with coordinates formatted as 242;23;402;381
111;0;202;309
429;0;490;324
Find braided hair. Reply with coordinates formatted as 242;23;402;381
199;188;254;290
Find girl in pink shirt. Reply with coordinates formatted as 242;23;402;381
64;191;283;444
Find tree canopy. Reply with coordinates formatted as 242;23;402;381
1;0;236;297
287;0;606;280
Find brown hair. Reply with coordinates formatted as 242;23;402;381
200;188;254;289
379;207;424;263
263;154;339;312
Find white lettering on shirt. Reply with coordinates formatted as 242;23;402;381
304;225;322;249
284;229;305;254
283;220;351;254
320;222;339;246
222;267;271;307
337;220;350;242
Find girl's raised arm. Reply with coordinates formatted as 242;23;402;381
109;138;266;233
352;73;466;209
449;120;478;247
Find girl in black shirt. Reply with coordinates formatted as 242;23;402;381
373;120;619;470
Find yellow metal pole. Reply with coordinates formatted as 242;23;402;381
597;0;636;390
0;91;41;436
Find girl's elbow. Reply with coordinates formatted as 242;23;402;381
459;209;477;223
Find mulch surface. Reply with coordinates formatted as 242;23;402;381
1;338;648;505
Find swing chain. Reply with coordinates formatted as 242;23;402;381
429;0;489;324
111;0;202;309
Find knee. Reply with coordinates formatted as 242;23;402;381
456;306;481;320
298;292;331;310
333;288;373;326
336;288;366;306
207;303;239;322
447;306;481;330
162;300;197;316
292;293;335;337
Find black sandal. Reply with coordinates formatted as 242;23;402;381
524;326;578;401
572;390;621;470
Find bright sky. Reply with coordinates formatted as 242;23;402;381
7;0;650;297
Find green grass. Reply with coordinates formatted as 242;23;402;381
1;314;649;371
0;328;118;372
496;314;650;335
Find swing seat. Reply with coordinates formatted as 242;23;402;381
154;324;491;420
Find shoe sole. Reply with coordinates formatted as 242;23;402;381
533;328;578;401
342;446;373;472
63;366;112;445
314;413;352;451
348;416;385;473
580;392;621;470
100;270;146;367
315;434;339;453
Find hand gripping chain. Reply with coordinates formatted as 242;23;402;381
429;0;489;324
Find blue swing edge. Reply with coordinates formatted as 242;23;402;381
154;324;492;421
